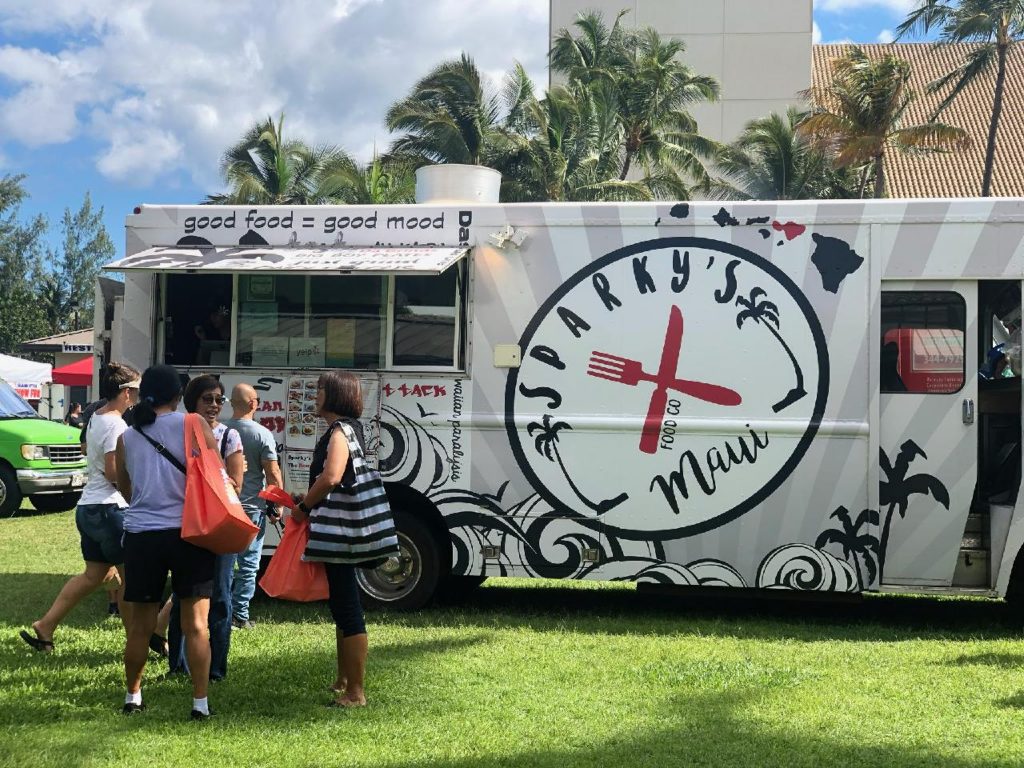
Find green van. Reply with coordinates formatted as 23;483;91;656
0;380;87;516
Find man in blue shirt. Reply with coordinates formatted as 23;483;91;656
223;383;283;629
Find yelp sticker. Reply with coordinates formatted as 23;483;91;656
506;237;829;539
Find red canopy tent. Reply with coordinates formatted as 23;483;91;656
51;356;93;387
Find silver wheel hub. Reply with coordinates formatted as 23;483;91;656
356;532;422;602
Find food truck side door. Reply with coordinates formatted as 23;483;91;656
878;280;977;586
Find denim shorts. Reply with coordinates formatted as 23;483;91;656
76;503;126;565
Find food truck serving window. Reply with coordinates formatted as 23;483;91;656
880;291;966;394
158;264;465;371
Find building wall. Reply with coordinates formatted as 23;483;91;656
549;0;812;142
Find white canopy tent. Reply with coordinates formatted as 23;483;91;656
0;353;53;414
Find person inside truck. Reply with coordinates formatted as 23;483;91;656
193;304;231;365
880;342;907;392
19;362;140;653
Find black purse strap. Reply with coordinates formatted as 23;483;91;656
136;426;186;475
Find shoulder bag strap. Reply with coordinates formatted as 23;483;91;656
220;429;228;459
135;426;187;475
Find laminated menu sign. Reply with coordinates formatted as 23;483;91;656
251;337;289;367
284;449;313;491
289;337;325;367
285;375;329;451
326;319;356;367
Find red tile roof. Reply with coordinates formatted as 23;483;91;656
812;43;1024;198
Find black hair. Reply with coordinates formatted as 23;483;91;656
133;364;184;427
317;371;362;419
183;374;223;413
98;361;141;400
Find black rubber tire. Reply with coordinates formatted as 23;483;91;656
29;492;81;513
355;510;443;611
0;464;23;517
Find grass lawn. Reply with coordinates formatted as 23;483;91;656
3;511;1024;768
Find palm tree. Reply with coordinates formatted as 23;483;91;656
526;414;626;514
206;114;357;204
612;28;720;185
493;78;687;202
816;506;881;589
735;287;806;413
550;10;720;193
897;0;1023;196
878;440;950;571
385;53;500;166
799;46;970;198
338;153;416;205
711;108;862;200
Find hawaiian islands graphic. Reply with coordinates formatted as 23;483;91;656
810;233;864;294
712;206;807;244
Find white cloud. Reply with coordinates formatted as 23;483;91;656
877;28;895;43
813;21;822;44
0;0;549;189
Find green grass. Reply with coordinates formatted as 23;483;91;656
3;510;1024;767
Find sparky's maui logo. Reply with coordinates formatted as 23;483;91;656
506;238;829;539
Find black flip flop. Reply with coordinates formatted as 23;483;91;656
148;634;168;658
19;628;54;653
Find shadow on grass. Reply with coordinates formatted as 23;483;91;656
357;582;1024;642
947;652;1024;668
2;571;1022;649
412;689;1021;768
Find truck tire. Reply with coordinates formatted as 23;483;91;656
0;465;23;517
355;510;442;611
29;492;81;514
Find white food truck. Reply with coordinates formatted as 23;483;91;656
103;193;1024;609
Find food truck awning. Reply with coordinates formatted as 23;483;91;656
103;245;470;276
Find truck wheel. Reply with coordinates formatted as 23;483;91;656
29;492;81;514
0;465;23;517
356;510;442;611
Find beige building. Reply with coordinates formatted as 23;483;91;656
550;0;813;142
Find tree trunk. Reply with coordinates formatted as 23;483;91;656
619;151;633;181
872;154;886;199
981;41;1010;197
856;166;870;199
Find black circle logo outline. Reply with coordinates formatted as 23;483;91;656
504;236;831;541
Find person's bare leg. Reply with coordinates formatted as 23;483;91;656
180;597;211;700
32;561;112;640
331;628;347;692
155;598;172;638
335;633;367;706
113;566;132;636
125;603;160;694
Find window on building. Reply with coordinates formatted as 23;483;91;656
880;291;966;394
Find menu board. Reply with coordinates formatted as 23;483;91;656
284;449;313;490
285;375;329;450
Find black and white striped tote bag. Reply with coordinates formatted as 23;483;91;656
304;422;400;565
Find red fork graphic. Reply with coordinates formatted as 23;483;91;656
587;306;742;454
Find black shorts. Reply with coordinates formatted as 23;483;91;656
123;529;216;603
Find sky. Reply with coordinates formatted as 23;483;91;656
0;0;930;259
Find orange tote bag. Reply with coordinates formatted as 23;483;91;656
259;517;329;602
181;413;258;555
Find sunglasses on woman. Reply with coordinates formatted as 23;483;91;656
200;394;227;405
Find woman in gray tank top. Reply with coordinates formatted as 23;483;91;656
115;364;221;721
